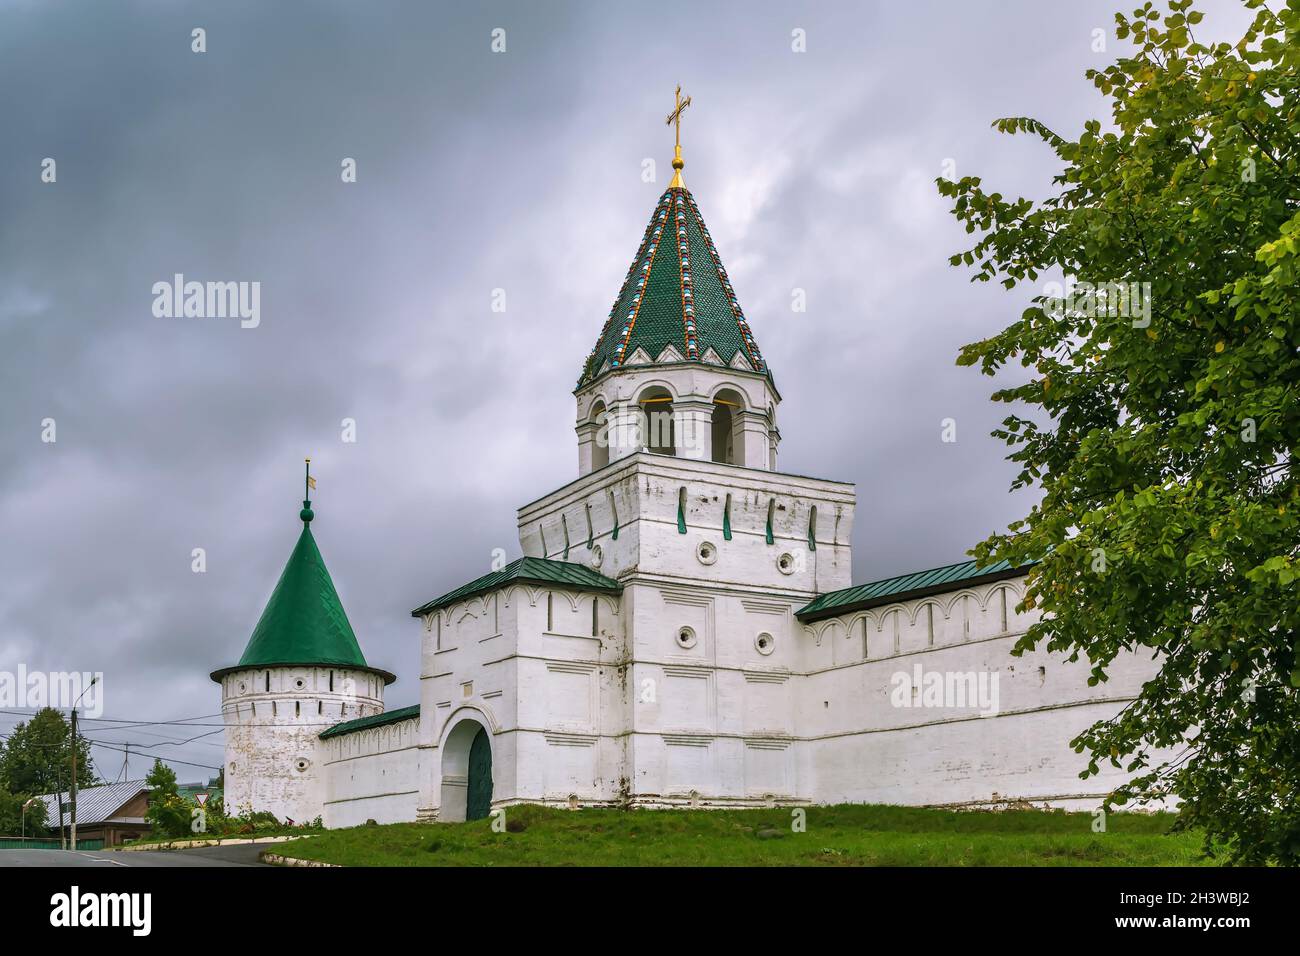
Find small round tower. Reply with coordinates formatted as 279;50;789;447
211;463;395;823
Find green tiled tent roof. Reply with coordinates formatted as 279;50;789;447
212;522;394;683
578;186;768;386
319;704;420;740
796;557;1030;623
411;556;622;617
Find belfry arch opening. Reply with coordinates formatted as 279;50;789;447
589;399;610;470
711;387;745;464
638;386;675;456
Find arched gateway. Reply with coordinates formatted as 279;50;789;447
439;716;493;822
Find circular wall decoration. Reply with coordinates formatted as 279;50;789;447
590;544;604;569
755;632;775;656
293;677;306;690
676;626;698;650
696;540;718;565
294;758;311;773
238;681;247;694
777;552;797;575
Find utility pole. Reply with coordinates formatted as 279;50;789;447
69;676;97;850
70;707;78;849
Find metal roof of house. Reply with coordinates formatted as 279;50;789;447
319;704;421;740
411;556;622;618
796;557;1030;623
34;779;149;828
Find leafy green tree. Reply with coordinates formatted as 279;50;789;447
0;707;99;796
144;758;192;838
144;757;177;794
940;0;1299;864
0;787;26;835
202;794;227;830
0;787;51;838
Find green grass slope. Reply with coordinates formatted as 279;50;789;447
273;804;1208;867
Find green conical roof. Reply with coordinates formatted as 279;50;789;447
211;514;393;683
578;185;768;387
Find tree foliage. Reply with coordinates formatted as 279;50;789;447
144;758;192;838
940;0;1299;864
0;707;99;797
0;788;50;836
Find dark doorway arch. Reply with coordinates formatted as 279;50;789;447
466;727;493;820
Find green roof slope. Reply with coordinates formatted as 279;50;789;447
412;556;622;617
320;704;420;740
796;557;1030;623
213;522;393;682
578;186;768;386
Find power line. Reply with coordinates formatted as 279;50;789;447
0;732;88;750
0;732;104;783
80;738;221;773
82;728;224;749
8;720;349;729
82;727;226;749
1;706;366;730
0;708;223;728
0;710;229;758
0;732;221;773
1;713;225;747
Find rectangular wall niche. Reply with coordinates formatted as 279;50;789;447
546;662;596;731
743;739;791;797
661;666;713;732
664;735;713;796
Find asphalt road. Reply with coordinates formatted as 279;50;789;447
0;843;272;867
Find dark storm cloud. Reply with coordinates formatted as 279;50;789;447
0;0;1252;778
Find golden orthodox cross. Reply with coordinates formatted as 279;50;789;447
665;85;692;147
665;85;691;187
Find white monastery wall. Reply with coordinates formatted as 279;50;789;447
414;578;632;819
621;580;805;805
518;452;855;597
514;451;858;808
513;586;627;805
235;416;1160;825
305;545;1157;825
321;717;420;827
797;576;1161;809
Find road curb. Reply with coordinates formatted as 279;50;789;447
116;834;312;852
260;851;339;867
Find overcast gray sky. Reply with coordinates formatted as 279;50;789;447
0;0;1251;781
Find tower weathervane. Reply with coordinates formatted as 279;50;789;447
665;85;692;189
301;457;315;525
